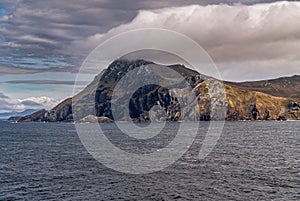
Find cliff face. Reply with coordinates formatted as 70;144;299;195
48;98;73;122
18;109;49;122
225;85;299;120
92;60;212;122
225;75;300;120
18;59;300;122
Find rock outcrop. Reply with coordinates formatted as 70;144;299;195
78;115;113;123
48;98;73;122
18;59;300;122
8;116;23;121
18;109;49;122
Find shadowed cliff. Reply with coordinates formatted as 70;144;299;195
17;59;300;122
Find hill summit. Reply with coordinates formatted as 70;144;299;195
17;59;300;122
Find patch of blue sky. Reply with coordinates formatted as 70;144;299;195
0;6;6;16
0;54;74;69
0;5;9;28
0;72;77;82
0;82;75;100
0;71;94;99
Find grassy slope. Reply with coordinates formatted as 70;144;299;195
225;75;300;99
225;84;288;120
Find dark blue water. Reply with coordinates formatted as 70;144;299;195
0;121;299;200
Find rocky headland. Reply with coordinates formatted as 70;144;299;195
15;59;300;122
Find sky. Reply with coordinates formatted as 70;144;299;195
0;0;300;112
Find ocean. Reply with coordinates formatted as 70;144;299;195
0;121;299;200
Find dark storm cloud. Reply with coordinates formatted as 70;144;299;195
0;0;138;54
0;0;299;81
0;0;285;60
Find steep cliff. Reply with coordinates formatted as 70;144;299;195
18;59;300;122
225;85;299;120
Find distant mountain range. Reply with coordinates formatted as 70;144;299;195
15;59;300;122
0;109;37;120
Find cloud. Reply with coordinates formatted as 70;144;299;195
5;79;87;85
76;1;300;81
0;1;285;62
0;92;9;98
0;0;139;58
0;93;26;112
0;0;299;80
0;92;61;112
20;100;43;107
90;1;300;60
19;35;58;45
0;64;41;75
0;63;79;75
20;96;61;109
